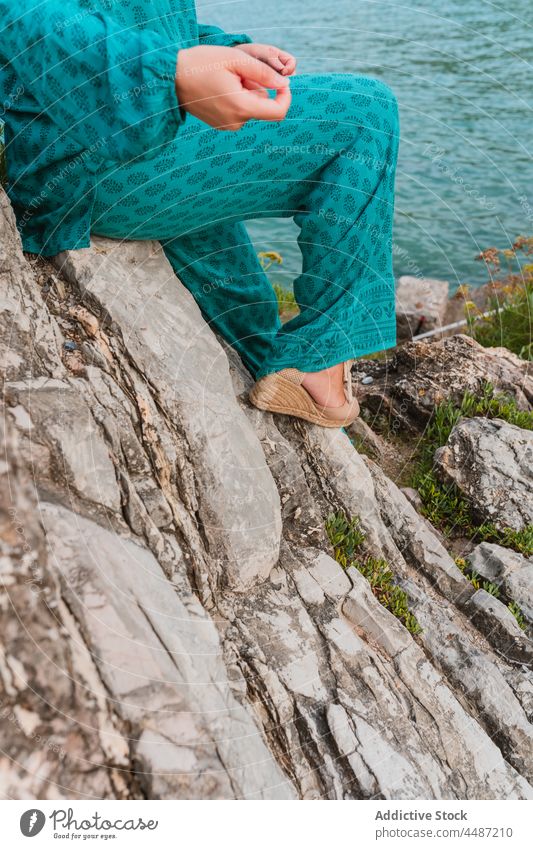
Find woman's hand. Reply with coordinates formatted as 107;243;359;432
175;45;291;131
236;43;297;76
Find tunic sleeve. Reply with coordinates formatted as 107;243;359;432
0;1;185;163
197;23;253;48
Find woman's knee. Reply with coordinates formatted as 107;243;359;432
344;75;399;123
290;73;398;122
369;78;399;124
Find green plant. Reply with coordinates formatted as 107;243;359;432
325;512;422;635
455;557;528;630
507;601;527;631
473;523;533;557
257;250;299;319
454;557;468;573
466;237;533;360
272;282;297;316
482;581;501;598
415;473;472;534
325;512;365;567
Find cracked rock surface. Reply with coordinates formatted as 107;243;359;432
354;334;533;430
435;417;533;531
468;543;533;622
1;188;532;799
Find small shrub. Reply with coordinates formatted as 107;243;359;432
325;512;366;567
466;236;533;360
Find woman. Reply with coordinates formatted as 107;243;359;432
1;0;400;427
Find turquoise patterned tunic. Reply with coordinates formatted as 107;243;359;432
0;0;251;254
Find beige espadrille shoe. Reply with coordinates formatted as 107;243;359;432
249;360;360;428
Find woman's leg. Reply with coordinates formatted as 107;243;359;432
162;222;281;377
92;73;400;378
255;76;399;377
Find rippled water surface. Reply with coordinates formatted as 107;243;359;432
200;0;533;287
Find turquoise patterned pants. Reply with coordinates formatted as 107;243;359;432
92;73;400;378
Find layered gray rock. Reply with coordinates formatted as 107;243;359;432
353;334;533;429
54;238;282;595
468;543;533;623
395;274;449;340
40;501;294;800
2;187;533;800
0;414;128;799
435;418;533;531
464;589;533;665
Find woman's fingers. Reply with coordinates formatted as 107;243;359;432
242;79;270;98
175;46;291;130
278;50;297;75
232;52;290;90
266;55;285;71
240;84;292;121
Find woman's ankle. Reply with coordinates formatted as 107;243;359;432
301;363;346;407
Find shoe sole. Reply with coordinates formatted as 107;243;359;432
249;373;360;428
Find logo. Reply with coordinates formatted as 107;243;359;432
20;809;46;837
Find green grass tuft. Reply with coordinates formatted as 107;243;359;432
272;282;298;317
256;251;299;319
468;281;533;360
507;601;527;631
325;512;422;635
471;523;533;557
